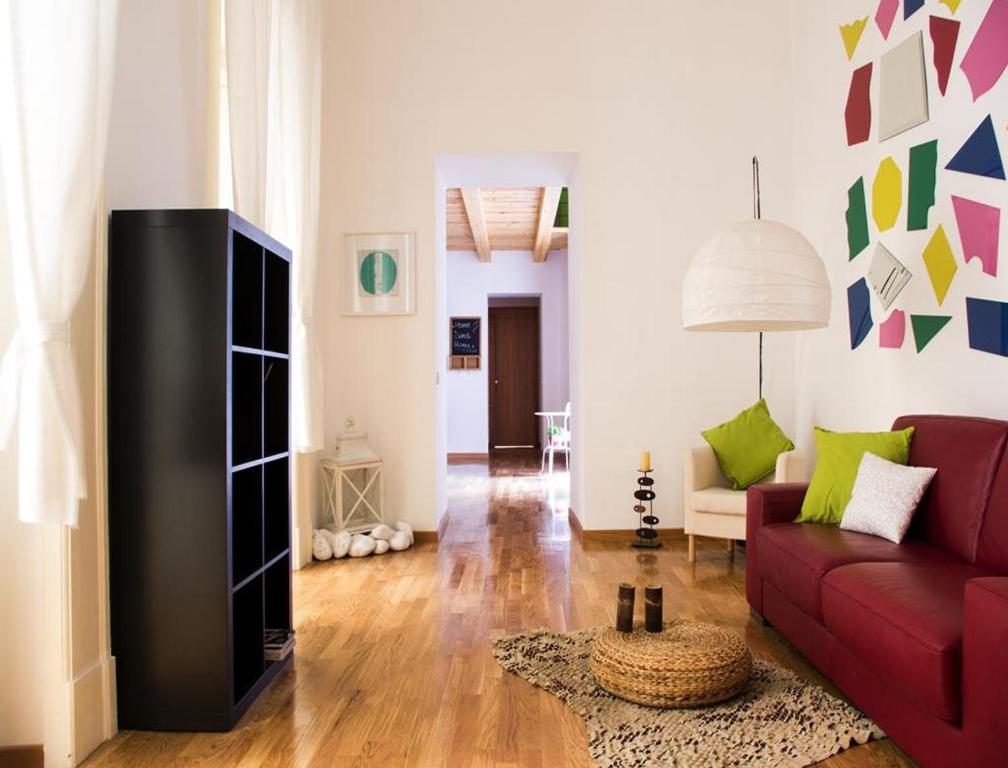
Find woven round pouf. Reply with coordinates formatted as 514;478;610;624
590;620;752;708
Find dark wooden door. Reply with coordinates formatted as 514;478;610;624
488;306;540;449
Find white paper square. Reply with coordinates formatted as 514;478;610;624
879;31;929;141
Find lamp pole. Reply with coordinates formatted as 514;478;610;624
753;156;763;401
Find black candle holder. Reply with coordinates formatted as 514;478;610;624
633;469;661;549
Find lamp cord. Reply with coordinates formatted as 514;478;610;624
753;156;763;401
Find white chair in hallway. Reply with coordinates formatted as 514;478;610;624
536;402;571;474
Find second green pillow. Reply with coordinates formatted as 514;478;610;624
796;426;915;525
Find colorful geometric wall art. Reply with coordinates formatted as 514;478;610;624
922;225;958;305
960;0;1008;101
872;157;903;231
879;32;930;141
929;16;960;96
840;17;870;60
876;0;900;38
952;195;1001;276
966;297;1008;356
848;278;873;349
845;63;873;145
908;140;938;230
946;115;1006;179
904;0;925;19
879;309;907;348
868;243;913;309
911;314;952;352
847;178;871;260
939;0;963;13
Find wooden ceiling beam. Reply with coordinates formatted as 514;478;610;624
460;187;491;262
532;187;562;263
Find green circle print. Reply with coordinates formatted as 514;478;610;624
359;250;398;295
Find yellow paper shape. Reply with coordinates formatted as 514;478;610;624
872;157;903;232
923;225;958;305
840;17;869;60
939;0;962;14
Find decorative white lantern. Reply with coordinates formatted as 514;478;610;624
321;430;384;533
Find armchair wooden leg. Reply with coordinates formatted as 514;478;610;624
688;534;696;563
726;539;734;558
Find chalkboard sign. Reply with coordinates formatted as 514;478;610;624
450;317;481;356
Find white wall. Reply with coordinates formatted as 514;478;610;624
320;0;799;531
446;250;569;454
789;1;1008;454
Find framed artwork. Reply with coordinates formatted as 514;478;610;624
343;232;415;315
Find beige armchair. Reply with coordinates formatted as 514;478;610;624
684;445;806;562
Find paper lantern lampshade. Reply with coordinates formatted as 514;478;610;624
682;219;832;331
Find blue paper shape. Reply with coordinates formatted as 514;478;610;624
847;278;873;349
946;115;1005;180
904;0;924;19
966;297;1008;357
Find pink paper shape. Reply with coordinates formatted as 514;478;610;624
961;0;1008;100
952;195;1001;276
876;0;900;39
879;309;906;348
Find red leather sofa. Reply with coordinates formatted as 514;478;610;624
746;415;1008;768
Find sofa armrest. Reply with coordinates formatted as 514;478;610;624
775;450;808;483
745;483;809;615
684;444;724;494
964;577;1008;766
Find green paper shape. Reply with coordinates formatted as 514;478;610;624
911;314;952;352
908;140;938;231
846;177;870;260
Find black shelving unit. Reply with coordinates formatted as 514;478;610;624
108;209;293;731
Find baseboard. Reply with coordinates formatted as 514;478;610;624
71;654;117;764
413;530;438;544
447;452;489;464
568;509;685;543
0;746;44;768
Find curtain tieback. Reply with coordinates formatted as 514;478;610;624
0;321;71;448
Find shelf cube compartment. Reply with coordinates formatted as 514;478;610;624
231;232;263;350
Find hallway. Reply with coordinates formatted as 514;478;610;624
83;455;912;767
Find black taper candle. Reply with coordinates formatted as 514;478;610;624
616;583;635;632
644;584;663;633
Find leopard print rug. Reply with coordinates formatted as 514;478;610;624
491;628;883;768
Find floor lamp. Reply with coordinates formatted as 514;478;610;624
681;157;831;399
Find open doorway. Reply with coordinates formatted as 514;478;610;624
435;155;577;526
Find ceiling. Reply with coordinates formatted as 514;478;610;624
446;186;568;262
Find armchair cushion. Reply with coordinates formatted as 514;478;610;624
700;399;794;490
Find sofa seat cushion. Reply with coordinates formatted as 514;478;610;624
690;487;747;516
757;523;956;620
822;561;992;723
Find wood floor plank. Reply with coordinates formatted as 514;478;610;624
82;451;917;767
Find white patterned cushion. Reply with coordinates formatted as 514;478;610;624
840;451;937;543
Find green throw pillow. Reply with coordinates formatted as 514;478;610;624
796;426;915;524
701;399;795;490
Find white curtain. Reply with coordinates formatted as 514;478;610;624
226;0;324;452
0;0;118;525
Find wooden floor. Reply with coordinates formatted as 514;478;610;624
84;452;915;767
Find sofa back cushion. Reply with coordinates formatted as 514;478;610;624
893;415;1008;566
977;456;1008;573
